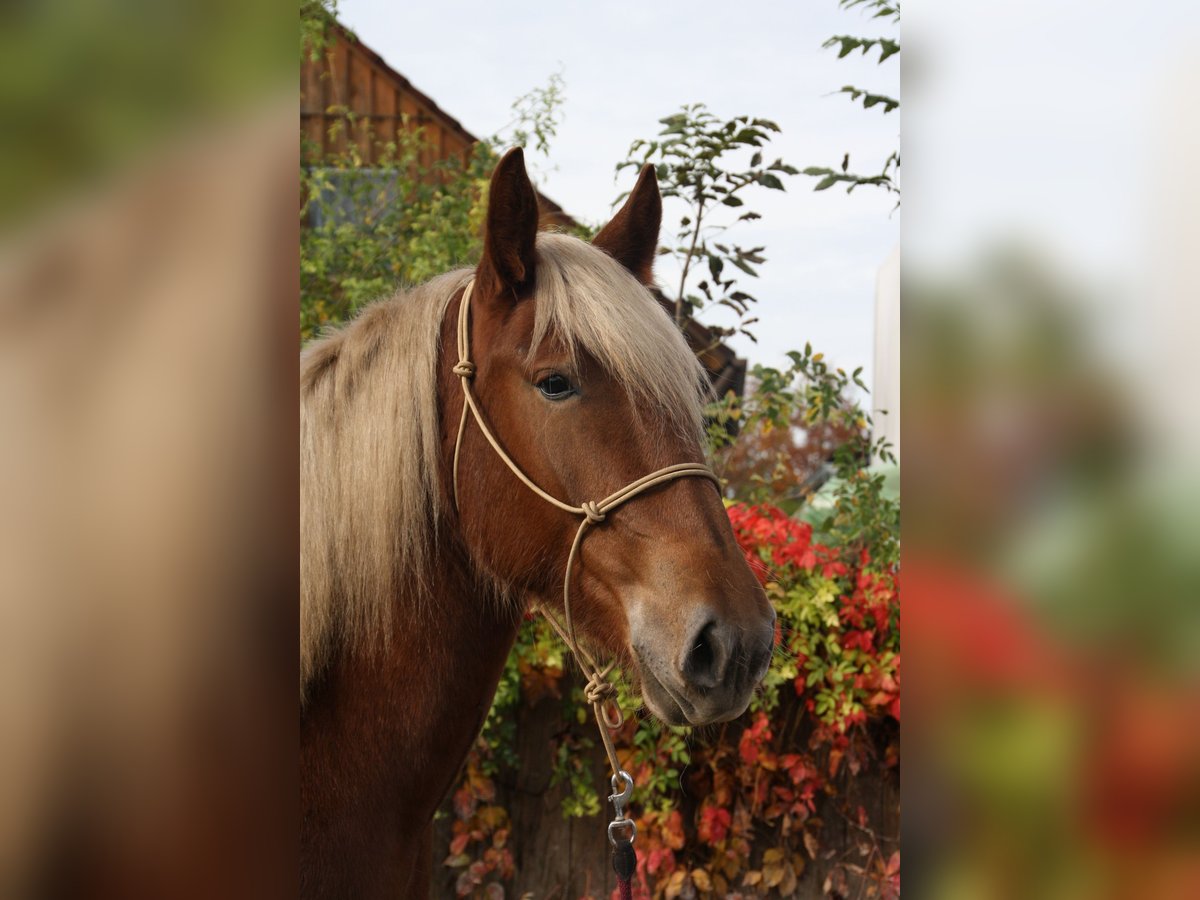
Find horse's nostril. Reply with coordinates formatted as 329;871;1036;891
748;635;773;683
682;620;725;689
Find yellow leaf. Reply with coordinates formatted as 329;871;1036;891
780;863;797;896
763;848;785;864
763;862;784;888
742;870;762;886
692;869;712;892
665;870;688;900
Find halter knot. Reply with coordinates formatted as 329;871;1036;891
583;670;616;705
581;501;606;524
452;360;476;378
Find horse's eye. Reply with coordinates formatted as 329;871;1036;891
535;374;576;400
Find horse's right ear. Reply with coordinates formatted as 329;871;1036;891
476;147;539;302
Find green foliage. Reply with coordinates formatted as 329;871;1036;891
805;1;901;203
823;35;900;63
299;68;566;341
615;104;798;340
300;0;337;63
709;345;898;566
840;0;901;20
504;70;566;161
837;84;899;114
801;152;900;196
300;129;494;339
551;734;602;818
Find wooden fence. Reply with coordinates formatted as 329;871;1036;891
431;678;899;898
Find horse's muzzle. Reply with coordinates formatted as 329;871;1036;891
634;605;776;726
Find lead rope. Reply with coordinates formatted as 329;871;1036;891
451;279;718;881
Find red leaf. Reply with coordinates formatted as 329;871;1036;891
698;805;732;845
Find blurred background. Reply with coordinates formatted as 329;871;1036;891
903;2;1200;897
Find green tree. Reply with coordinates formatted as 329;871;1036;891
616;105;798;340
802;0;900;202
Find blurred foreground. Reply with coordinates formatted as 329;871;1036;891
0;2;296;897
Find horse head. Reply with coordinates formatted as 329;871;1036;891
449;148;775;726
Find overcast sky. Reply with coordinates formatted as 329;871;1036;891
333;0;899;387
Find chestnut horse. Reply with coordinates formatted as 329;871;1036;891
300;149;774;897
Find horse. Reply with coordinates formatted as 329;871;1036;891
299;148;775;898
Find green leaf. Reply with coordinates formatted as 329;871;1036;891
757;173;786;190
824;35;863;58
839;86;899;114
722;195;745;207
750;151;762;167
814;175;838;191
730;257;758;277
732;129;765;145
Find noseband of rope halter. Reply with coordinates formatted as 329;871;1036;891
450;278;719;780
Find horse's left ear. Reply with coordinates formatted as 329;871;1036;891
593;164;662;285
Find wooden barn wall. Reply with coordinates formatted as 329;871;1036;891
300;31;579;232
301;31;473;169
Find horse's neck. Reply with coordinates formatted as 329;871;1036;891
386;565;521;805
393;573;516;816
301;558;520;840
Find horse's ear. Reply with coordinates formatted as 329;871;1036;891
593;164;662;285
476;147;540;302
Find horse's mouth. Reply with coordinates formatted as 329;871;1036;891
637;661;693;726
635;652;753;727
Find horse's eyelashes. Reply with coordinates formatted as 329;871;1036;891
535;373;576;400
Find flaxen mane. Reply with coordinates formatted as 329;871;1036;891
299;233;707;700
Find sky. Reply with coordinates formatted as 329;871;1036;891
904;1;1199;274
333;0;900;389
903;0;1200;462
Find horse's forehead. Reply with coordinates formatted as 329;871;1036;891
495;296;539;349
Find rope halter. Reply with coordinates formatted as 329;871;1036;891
450;278;719;782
